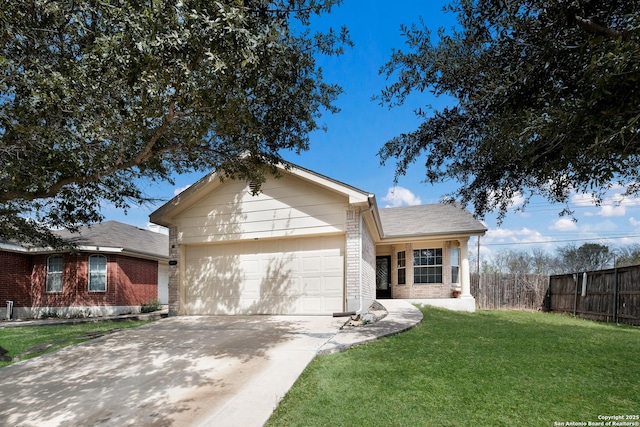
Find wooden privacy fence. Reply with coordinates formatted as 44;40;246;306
470;273;549;311
547;266;640;326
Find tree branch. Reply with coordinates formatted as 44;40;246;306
574;15;625;38
1;103;178;203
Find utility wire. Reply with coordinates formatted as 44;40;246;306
483;233;640;246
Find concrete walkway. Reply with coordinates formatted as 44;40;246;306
0;300;422;427
318;299;424;354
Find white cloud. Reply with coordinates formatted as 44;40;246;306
596;204;626;217
509;192;526;209
550;218;578;231
483;227;552;245
630;217;640;227
381;186;422;207
580;220;618;233
174;184;191;196
571;192;596;207
479;227;555;262
485;190;526;209
571;186;640;218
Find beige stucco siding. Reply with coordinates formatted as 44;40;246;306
174;175;348;244
182;236;344;315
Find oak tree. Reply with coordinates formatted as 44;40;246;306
1;0;349;247
557;243;613;272
378;0;640;220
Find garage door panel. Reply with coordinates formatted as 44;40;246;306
302;277;321;293
324;255;344;272
184;236;344;315
323;275;344;293
301;256;321;272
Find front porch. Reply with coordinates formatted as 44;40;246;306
374;238;476;312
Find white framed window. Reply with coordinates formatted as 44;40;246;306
88;255;107;292
46;255;63;292
397;251;406;285
451;248;460;284
413;248;443;284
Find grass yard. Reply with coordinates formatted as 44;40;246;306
0;320;152;368
267;307;640;427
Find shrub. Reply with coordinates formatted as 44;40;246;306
39;310;59;319
140;299;162;313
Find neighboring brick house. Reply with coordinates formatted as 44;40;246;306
0;221;169;320
150;161;487;316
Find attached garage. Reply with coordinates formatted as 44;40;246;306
183;236;344;315
150;163;375;316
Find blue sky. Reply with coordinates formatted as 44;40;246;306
104;1;640;262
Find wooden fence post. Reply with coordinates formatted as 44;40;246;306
573;273;579;317
613;267;619;324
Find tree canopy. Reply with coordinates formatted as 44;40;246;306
556;243;613;272
481;243;623;274
1;0;349;247
378;0;640;220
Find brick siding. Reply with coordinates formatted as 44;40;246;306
345;209;360;307
389;241;459;299
4;251;158;310
361;216;376;306
344;207;377;311
0;251;32;307
115;255;158;305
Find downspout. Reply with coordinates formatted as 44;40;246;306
6;301;13;320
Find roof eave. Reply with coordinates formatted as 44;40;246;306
379;229;487;243
150;170;223;226
286;164;370;204
120;249;169;261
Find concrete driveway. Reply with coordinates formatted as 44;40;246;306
0;315;346;427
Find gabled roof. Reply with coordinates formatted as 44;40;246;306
54;221;169;259
150;161;374;227
1;221;169;260
378;204;487;239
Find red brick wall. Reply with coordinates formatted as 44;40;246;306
115;255;158;305
25;253;158;308
0;251;32;307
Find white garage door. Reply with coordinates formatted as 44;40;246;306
183;235;344;315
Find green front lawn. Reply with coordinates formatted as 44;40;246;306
268;308;640;426
0;320;152;368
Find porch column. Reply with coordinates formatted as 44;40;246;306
459;238;472;297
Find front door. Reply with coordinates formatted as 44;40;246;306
376;256;392;299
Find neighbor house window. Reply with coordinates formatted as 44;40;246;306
451;248;460;284
46;255;63;292
88;255;107;291
413;248;443;284
397;251;406;285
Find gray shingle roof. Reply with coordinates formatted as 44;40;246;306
55;221;169;258
378;204;487;238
